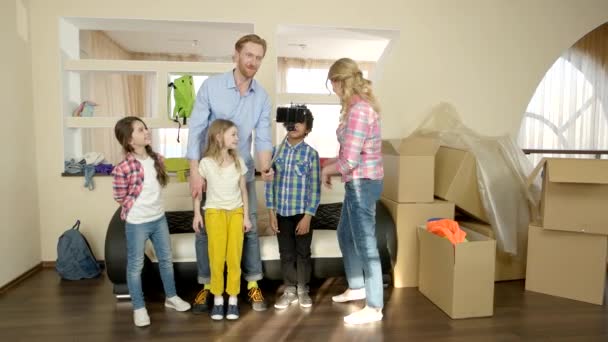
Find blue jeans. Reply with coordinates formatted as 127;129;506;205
125;216;177;310
195;180;263;284
337;178;384;309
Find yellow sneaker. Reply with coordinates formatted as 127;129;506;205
247;287;268;311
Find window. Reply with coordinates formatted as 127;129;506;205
276;58;373;158
518;57;608;164
155;74;209;158
275;25;397;159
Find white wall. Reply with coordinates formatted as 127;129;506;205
0;0;41;287
25;0;608;261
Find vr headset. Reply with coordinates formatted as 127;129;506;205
276;104;313;131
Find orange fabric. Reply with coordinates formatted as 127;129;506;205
426;219;467;245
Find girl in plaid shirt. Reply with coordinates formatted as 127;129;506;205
322;58;385;325
112;117;190;327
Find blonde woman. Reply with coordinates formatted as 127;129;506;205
321;58;384;325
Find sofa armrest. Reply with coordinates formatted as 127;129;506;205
104;207;127;288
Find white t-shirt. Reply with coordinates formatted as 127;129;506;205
199;156;247;210
127;157;164;224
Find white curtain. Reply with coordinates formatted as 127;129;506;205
518;22;608;165
277;57;375;93
79;31;145;164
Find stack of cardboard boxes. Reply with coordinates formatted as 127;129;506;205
380;137;455;288
525;158;608;305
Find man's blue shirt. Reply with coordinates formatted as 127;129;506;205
186;70;273;181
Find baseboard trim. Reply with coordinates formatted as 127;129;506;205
0;262;43;295
42;260;105;269
42;261;56;268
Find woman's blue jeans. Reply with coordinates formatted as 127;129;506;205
125;216;177;310
337;178;384;309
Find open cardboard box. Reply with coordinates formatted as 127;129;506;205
418;225;496;319
527;158;608;235
382;137;439;203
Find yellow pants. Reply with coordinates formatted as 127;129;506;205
205;207;244;296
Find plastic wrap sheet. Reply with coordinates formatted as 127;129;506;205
412;103;541;255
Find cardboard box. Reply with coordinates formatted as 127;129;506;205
525;224;607;305
418;226;496;319
381;197;454;287
434;146;489;222
458;220;527;281
528;158;608;235
381;137;439;203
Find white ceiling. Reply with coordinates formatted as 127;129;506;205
66;18;397;62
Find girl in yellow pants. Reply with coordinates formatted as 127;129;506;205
193;119;252;321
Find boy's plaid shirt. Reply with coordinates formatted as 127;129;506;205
265;140;321;217
111;153;147;220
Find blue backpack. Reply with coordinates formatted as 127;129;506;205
56;220;101;280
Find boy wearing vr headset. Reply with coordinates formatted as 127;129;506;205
265;106;321;309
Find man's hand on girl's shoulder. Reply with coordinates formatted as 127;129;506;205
192;214;204;233
243;218;253;232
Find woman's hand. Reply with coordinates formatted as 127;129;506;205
321;167;333;189
192;213;204;233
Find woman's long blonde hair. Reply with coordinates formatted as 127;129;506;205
327;58;380;122
203;119;242;171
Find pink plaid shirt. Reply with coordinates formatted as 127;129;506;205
111;153;163;220
336;97;384;182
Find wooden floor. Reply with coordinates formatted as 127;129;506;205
1;269;607;342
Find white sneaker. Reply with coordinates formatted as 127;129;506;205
133;308;150;327
332;288;366;303
344;306;383;325
165;296;192;312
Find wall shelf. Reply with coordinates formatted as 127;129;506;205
64;116;187;129
64;59;234;74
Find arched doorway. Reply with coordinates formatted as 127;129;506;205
518;22;608;164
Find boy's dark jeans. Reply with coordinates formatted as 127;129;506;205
276;214;313;292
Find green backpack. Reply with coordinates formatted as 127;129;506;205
168;75;195;142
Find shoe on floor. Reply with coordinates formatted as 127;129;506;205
165;295;191;312
274;291;298;309
332;288;366;303
248;287;268;311
192;288;212;314
226;304;239;320
210;304;224;321
344;306;383;325
298;292;312;308
133;308;150;327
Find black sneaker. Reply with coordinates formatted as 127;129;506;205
226;304;239;320
192;288;212;314
210;304;224;321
